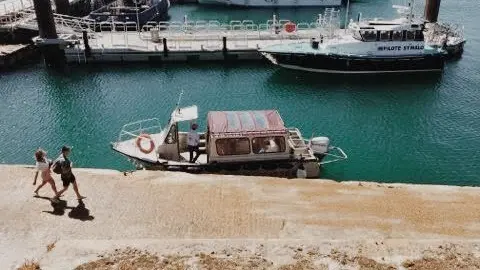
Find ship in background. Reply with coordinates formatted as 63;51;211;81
89;0;170;25
197;0;342;7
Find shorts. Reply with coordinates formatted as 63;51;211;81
188;145;199;152
61;173;76;187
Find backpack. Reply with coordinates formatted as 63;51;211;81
52;160;63;174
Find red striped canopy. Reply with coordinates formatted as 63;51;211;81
207;110;287;135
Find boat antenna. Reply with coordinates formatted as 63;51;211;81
134;0;140;34
409;0;414;24
344;0;350;33
175;90;184;112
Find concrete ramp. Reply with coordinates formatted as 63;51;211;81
1;165;480;269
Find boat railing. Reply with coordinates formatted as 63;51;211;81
116;118;163;143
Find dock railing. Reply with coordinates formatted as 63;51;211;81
0;0;74;16
69;14;343;53
0;7;96;33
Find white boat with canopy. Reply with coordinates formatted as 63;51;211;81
112;94;347;178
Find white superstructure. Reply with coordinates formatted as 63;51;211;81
197;0;341;7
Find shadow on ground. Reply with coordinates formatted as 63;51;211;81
35;196;95;221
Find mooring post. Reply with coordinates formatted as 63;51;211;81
53;0;70;15
82;30;91;58
424;0;441;23
222;36;227;53
32;0;65;69
163;37;168;57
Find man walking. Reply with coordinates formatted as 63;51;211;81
53;146;85;201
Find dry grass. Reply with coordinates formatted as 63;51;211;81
74;248;188;270
277;257;326;270
198;252;272;270
329;249;397;270
17;260;40;270
402;244;480;270
73;245;480;270
356;256;397;270
46;240;57;253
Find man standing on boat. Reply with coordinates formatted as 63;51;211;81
188;123;200;163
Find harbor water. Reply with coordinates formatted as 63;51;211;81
0;0;479;185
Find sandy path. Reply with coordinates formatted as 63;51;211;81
1;165;480;269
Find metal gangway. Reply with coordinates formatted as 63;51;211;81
69;10;342;57
0;0;78;16
89;11;342;43
0;7;95;33
0;0;95;33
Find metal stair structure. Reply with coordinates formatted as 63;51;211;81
0;8;95;33
0;0;95;34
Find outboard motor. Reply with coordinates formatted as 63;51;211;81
308;137;330;160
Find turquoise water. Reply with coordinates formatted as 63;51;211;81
1;0;479;185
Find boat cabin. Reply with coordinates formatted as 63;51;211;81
153;107;295;165
349;19;425;43
206;110;291;163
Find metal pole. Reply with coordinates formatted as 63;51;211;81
136;1;140;32
409;0;414;24
344;0;350;33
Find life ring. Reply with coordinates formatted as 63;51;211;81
136;133;155;154
284;22;296;33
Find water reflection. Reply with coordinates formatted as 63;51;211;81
267;68;444;90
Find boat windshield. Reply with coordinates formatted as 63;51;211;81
352;30;363;41
354;29;424;42
361;31;377;42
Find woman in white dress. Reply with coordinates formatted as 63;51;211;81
33;149;59;198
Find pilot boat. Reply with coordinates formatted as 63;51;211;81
260;0;447;74
111;95;347;178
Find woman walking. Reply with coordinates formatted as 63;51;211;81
33;149;59;201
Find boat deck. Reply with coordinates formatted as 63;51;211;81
180;152;208;164
113;134;163;164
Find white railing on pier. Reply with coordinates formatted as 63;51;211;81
62;9;342;59
0;0;76;16
0;8;96;33
0;0;33;16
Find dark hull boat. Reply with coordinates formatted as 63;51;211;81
89;0;170;26
261;46;445;74
260;0;447;74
